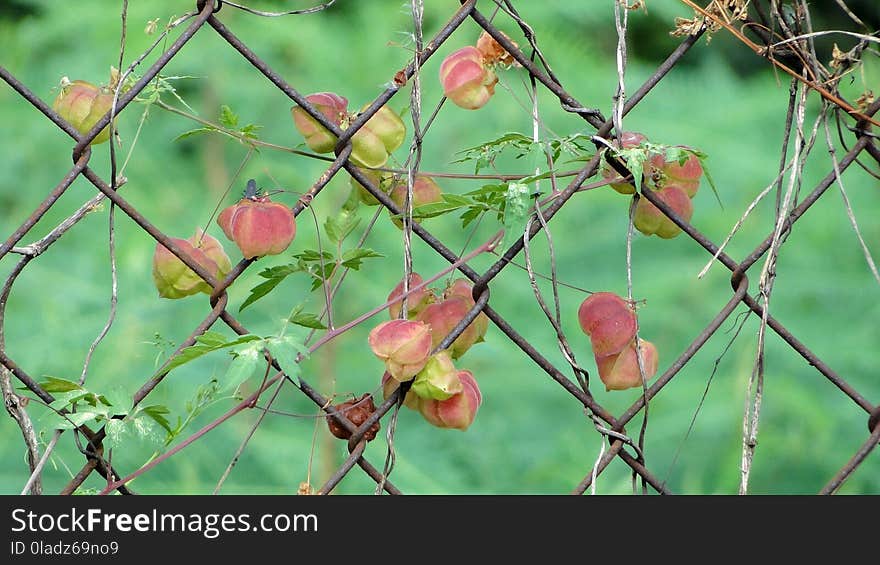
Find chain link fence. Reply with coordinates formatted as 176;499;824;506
1;0;878;495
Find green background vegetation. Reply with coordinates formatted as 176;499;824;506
0;0;877;495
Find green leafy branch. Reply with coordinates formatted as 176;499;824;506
148;330;309;447
174;104;262;147
452;131;594;174
34;377;169;451
239;206;384;313
393;180;535;245
611;141;721;206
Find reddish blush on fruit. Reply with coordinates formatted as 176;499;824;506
387;272;434;320
577;292;637;357
439;46;498;110
217;188;297;259
368;319;433;382
633;185;693;239
290;92;348;153
595;339;659;391
418;370;482;430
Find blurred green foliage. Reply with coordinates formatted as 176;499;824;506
0;0;877;495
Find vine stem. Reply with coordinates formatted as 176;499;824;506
740;79;808;495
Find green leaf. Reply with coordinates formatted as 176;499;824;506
173;127;215;142
664;146;688;165
502;182;532;244
697;153;723;209
101;386;132;417
295;249;335;263
466;183;508;198
240;277;285;312
340;248;383;270
105;417;127;442
459;206;485;229
103;419;127;449
129;413;164;448
546;133;594;161
48;390;92;410
239;123;262;140
403;194;473;220
702;163;724;210
616;146;648;189
519;170;556;186
155;331;262;377
301;260;337;290
441;194;473;207
141;405;173;434
104;412;164;451
239;264;304;311
288;310;328;330
224;346;261;392
196;330;228;347
260;264;301;278
219;104;238;128
324;209;360;245
183;379;221;419
452;132;538;174
41;410;100;430
265;335;308;380
39;377;83;394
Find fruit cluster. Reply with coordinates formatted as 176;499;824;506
291;92;406;168
577;292;659;391
363;275;489;432
601;131;704;239
439;31;518;110
152;180;297;299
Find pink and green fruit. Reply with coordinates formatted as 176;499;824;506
52;79;115;145
418;370;482;431
152;230;231;299
290;92;349;153
217;194;297;259
350;104;406;168
577;292;637;357
389;175;443;229
600;131;649;195
415;296;488;360
650;148;703;198
387;272;435;320
291;93;404;167
595;338;659;391
368;319;433;382
411;351;463;401
350;167;392;206
439;46;498;110
633;185;693;239
444;278;476;303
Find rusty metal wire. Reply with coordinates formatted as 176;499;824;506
1;0;877;496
